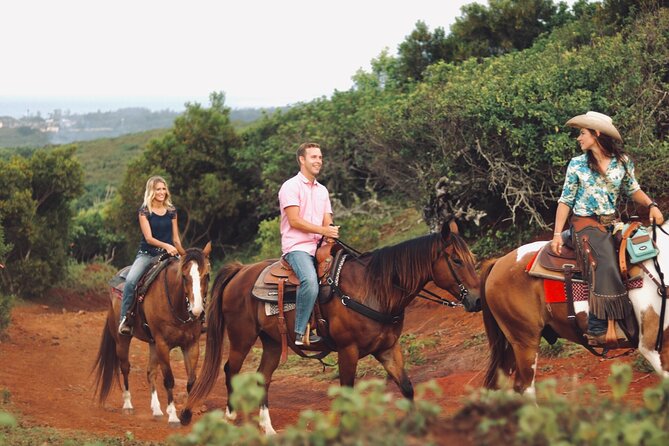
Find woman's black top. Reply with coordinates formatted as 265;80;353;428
138;205;177;256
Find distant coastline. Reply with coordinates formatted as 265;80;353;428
0;96;205;119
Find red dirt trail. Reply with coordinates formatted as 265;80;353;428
0;288;661;444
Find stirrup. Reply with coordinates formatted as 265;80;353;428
118;316;133;336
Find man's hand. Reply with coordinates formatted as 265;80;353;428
323;225;339;239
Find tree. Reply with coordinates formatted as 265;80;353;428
0;146;83;297
111;92;256;261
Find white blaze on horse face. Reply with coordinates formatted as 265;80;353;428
189;263;204;317
258;406;276;435
516;241;547;262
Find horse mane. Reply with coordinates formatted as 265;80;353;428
180;248;207;271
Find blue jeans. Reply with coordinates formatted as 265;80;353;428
120;252;154;323
588;312;608;335
285;251;318;336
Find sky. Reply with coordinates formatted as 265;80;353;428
0;0;483;115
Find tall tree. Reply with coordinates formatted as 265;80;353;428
0;147;83;297
111;92;256;261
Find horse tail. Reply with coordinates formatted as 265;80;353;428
180;261;243;425
91;301;119;404
480;258;514;389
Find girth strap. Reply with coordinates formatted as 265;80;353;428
277;278;288;363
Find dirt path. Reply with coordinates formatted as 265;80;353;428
0;291;661;444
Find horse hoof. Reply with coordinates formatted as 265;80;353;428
168;420;181;428
153;414;164;420
179;409;192;425
122;408;134;415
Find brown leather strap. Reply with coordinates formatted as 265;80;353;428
277;278;288;363
619;222;641;280
564;264;577;323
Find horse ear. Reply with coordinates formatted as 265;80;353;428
203;241;212;257
441;219;458;242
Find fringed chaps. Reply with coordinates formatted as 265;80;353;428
572;219;630;320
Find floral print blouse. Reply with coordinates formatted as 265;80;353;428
558;154;640;216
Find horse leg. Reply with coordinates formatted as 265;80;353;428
224;330;258;423
509;340;540;396
374;342;413;400
255;332;282;435
337;345;360;387
116;336;134;414
153;339;181;426
181;343;200;395
147;344;164;418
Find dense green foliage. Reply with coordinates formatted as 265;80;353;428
110;92;259;261
459;364;669;445
0;147;83;297
4;0;669;277
170;373;442;446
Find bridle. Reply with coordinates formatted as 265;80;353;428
335;237;470;308
164;259;209;324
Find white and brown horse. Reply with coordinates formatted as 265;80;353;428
481;225;669;394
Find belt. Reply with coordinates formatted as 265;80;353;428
571;214;617;232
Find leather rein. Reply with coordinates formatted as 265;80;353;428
330;238;468;325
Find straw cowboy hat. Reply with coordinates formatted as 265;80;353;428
565;111;622;142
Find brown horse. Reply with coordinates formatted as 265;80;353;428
179;223;479;433
480;225;669;394
92;243;211;425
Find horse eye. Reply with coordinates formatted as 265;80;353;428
452;258;463;266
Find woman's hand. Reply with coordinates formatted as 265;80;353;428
550;234;563;255
649;206;665;226
165;244;179;256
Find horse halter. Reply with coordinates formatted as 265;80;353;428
444;251;470;302
165;260;209;324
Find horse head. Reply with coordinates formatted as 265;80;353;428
433;220;481;312
179;241;212;319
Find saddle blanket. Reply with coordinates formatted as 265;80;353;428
544;277;643;303
264;302;296;316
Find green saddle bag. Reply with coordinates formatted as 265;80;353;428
624;224;659;264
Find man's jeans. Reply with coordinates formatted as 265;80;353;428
285;250;318;336
120;252;154;323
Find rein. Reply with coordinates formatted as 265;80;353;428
335;238;466;307
329;237;466;324
652;223;669;351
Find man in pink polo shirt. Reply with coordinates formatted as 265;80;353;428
279;142;339;346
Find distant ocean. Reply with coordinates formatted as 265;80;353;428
0;96;208;119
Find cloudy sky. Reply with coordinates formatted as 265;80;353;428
1;0;482;112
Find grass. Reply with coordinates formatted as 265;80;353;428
538;338;582;358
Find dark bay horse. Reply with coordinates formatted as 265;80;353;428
92;243;211;425
481;225;669;394
179;223;479;433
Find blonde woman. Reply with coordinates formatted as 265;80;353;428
119;176;184;335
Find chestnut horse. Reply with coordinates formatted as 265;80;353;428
481;224;669;394
179;223;479;433
92;243;211;425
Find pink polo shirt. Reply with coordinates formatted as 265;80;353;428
278;172;332;256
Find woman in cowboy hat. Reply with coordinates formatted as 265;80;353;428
550;111;664;346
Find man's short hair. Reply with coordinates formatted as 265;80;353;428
296;142;321;166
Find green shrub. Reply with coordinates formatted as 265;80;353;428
457;364;669;445
57;261;118;295
0;293;15;338
169;373;442;445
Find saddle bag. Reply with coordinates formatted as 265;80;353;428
624;224;659;264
